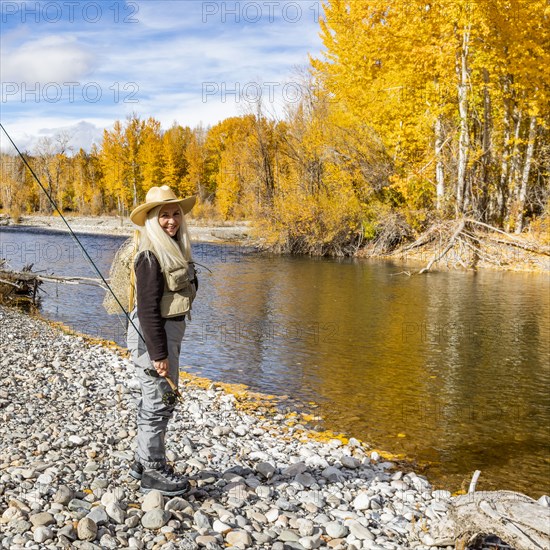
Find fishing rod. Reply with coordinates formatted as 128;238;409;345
0;122;183;402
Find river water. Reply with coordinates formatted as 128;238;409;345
1;226;549;497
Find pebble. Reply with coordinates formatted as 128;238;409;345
58;524;77;540
213;519;232;533
195;534;218;546
68;498;92;512
86;505;109;525
348;520;375;541
141;509;171;530
53;485;74;505
77;517;98;541
326;520;349;538
225;529;252;547
352;492;371;511
256;461;276;479
33;525;53;543
29;511;54;526
142;489;164;511
341;455;361;469
106;501;126;524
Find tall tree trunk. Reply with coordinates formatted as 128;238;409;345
435;115;445;211
497;82;512;225
504;108;523;230
479;68;493;221
456;24;471;215
515;116;537;233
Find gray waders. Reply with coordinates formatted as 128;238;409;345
127;309;186;469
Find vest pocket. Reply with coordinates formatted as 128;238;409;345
164;266;189;291
160;292;191;318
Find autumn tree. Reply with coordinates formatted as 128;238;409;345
312;0;549;230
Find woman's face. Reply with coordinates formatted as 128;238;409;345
158;204;181;237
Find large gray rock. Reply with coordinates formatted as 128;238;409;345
141;509;170;530
77;517;98;541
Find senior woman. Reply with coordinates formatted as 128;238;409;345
127;185;198;495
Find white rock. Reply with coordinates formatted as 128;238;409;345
299;534;322;549
33;526;53;543
213;519;232;534
325;520;348;538
142;489;164;511
106;501;126;524
352;492;371;511
165;496;191;511
141;509;170;530
348;520;374;541
77;517;98;541
265;508;279;522
297;518;315;536
432;490;452;501
226;529;252;547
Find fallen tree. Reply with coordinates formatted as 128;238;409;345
416;490;550;549
386;218;550;273
0;259;106;309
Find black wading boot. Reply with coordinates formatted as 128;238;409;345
129;461;144;480
140;465;189;496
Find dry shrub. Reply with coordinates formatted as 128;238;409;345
8;203;22;223
187;199;221;224
527;200;550;245
257;188;364;256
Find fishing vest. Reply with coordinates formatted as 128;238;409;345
136;249;197;319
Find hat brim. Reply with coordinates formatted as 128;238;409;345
130;195;197;226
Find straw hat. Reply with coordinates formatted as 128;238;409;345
130;186;196;226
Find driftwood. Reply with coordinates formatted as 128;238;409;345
0;269;106;288
418;220;466;274
395;218;550;274
0;262;106;308
421;490;550;549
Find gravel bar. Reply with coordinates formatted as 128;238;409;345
0;306;469;549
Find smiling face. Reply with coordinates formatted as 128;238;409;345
158;204;181;237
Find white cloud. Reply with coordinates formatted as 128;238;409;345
0;34;96;84
0;119;106;154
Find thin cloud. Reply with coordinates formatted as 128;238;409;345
0;35;96;83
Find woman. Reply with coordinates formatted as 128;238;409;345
126;185;197;495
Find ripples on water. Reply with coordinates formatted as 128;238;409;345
1;227;549;496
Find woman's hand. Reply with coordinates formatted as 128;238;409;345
153;359;169;377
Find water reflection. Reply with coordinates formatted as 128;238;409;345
1;227;549;496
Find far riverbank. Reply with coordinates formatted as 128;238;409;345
2;213;547;273
0;214;253;245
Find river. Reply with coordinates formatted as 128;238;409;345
1;226;549;497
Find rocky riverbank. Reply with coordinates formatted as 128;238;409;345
0;306;547;550
0;214;252;245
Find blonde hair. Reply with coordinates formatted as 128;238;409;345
138;204;193;271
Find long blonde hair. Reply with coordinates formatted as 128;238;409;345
137;204;193;271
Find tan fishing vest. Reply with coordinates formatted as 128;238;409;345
132;248;197;319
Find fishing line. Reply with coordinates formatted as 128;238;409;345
0;123;183;401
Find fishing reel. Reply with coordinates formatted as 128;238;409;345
162;390;178;406
145;368;183;406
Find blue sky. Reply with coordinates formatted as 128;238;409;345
0;0;324;152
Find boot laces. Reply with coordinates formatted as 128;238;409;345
160;464;181;482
